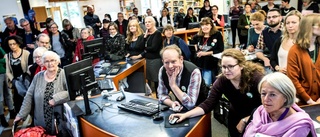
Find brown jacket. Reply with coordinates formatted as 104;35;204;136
287;44;320;105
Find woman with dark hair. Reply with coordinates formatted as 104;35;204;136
42;18;54;34
4;35;30;117
211;5;225;27
198;0;212;21
105;22;126;61
237;3;252;48
192;17;224;87
183;7;198;29
170;49;264;137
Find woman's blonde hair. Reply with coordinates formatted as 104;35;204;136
219;49;264;93
198;17;218;36
282;10;302;41
296;13;320;49
126;20;143;44
250;10;266;22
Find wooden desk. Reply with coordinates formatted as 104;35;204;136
113;59;145;91
76;92;212;137
99;59;146;91
173;26;224;42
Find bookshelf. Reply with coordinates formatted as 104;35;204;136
169;0;203;16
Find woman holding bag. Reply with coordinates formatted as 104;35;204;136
14;51;69;135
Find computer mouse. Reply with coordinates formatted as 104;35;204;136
169;117;179;125
116;95;125;101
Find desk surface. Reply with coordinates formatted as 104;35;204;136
301;104;320;135
74;92;211;137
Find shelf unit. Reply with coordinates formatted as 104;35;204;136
119;0;135;19
32;6;62;30
168;0;203;16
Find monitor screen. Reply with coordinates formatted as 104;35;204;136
83;38;104;60
187;22;200;29
64;58;97;100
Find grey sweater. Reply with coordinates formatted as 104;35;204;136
18;69;69;134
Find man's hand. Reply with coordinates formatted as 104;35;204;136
263;58;270;67
166;67;180;88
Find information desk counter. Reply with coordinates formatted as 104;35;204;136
95;59;146;91
74;92;211;137
300;104;320;135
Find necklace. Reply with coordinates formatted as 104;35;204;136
283;8;290;14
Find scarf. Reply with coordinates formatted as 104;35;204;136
243;104;317;137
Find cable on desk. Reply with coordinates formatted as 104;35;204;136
89;100;103;112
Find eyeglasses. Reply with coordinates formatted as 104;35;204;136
8;43;18;46
221;64;238;71
50;26;58;29
33;56;42;59
267;15;280;19
44;59;56;65
21;23;29;27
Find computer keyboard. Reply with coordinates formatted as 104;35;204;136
118;99;168;116
98;79;114;90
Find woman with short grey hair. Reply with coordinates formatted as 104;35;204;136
241;72;316;136
14;51;68;135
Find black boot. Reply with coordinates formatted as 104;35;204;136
0;114;8;127
9;109;16;119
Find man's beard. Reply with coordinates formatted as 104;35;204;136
268;21;280;28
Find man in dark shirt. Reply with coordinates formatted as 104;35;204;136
133;8;142;22
1;17;24;53
144;9;159;27
256;8;282;74
83;5;101;38
19;18;40;53
114;12;128;37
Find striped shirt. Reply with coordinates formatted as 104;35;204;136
157;66;202;110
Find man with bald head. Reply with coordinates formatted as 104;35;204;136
158;45;208;111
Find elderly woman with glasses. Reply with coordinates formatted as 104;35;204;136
241;72;317;136
14;51;69;135
169;49;264;137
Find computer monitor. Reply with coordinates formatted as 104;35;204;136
83;38;104;60
64;58;96;100
187;22;200;29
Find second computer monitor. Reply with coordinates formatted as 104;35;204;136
83;37;104;60
64;58;96;100
187;22;200;29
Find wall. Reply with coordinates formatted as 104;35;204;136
0;0;24;31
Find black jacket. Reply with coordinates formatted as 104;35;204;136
125;34;145;57
1;26;25;53
114;19;129;38
83;13;102;37
49;31;73;61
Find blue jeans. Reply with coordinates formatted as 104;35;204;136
202;69;213;87
0;74;14;115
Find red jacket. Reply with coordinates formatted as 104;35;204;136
73;36;95;63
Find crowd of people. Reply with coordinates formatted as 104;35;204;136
0;0;318;136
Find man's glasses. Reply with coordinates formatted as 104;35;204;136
21;23;29;27
221;64;238;71
44;59;56;65
267;15;280;19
